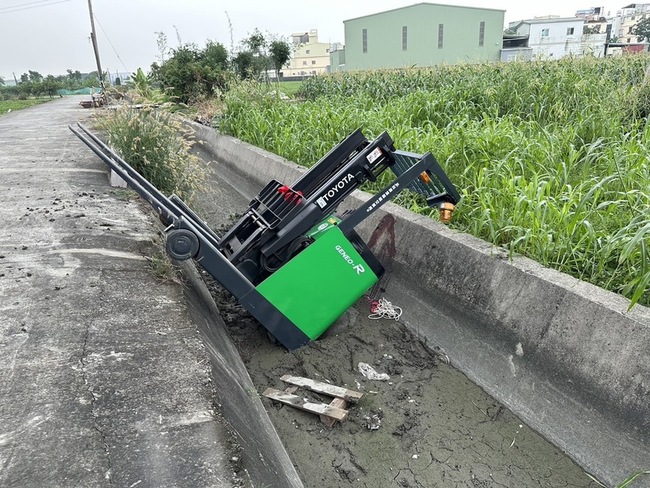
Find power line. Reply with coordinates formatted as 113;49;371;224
0;0;70;14
92;13;130;73
0;0;59;11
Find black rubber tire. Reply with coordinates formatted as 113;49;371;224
165;229;200;261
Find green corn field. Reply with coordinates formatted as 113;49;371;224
221;57;650;308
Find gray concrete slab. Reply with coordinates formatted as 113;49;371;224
0;98;242;487
190;121;650;487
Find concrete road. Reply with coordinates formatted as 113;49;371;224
0;97;240;487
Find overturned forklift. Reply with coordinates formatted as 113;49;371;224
70;124;460;349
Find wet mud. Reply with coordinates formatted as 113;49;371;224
203;273;599;488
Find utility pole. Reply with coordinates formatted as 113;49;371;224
87;0;105;96
12;72;18;85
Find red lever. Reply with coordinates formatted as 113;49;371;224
277;185;303;204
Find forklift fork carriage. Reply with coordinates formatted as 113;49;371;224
69;123;461;350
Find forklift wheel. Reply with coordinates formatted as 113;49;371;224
166;229;200;261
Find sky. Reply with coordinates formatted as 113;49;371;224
0;0;628;81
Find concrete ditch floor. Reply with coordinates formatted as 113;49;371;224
190;144;604;488
0;97;244;487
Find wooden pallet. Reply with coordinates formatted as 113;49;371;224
263;375;363;427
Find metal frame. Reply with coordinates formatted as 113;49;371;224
69;123;460;350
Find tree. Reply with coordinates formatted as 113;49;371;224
269;39;291;81
0;77;4;86
233;29;272;81
203;40;228;70
150;40;230;103
232;51;255;80
28;70;43;82
42;75;61;98
244;29;265;55
631;17;650;42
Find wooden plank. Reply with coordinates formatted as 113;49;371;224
263;388;348;421
320;397;349;427
280;375;363;403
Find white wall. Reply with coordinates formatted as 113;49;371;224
528;20;585;59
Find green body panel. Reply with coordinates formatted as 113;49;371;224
305;215;341;240
256;226;378;340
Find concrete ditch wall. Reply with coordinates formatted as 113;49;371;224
190;122;650;486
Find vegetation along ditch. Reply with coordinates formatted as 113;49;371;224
221;57;650;308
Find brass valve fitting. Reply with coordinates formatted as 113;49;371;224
439;202;455;224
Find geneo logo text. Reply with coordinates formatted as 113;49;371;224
335;245;365;275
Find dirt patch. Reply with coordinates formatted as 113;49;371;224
202;272;599;488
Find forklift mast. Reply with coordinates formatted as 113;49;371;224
69;124;461;350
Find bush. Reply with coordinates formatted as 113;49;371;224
150;41;230;103
100;107;204;202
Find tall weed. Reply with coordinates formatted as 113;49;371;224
223;57;650;307
100;107;204;202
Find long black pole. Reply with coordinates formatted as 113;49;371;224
87;0;105;93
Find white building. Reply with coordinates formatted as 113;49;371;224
507;16;606;59
612;3;650;43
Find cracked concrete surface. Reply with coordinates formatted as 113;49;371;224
0;98;243;487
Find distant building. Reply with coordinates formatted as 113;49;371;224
334;3;505;72
505;17;606;60
612;3;650;43
576;6;609;34
282;29;331;78
329;43;346;73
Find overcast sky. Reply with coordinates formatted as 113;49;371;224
0;0;626;80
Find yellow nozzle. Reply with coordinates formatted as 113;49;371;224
439;202;455;224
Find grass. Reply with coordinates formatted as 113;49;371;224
589;470;650;488
99;106;205;202
221;57;650;308
147;250;182;284
617;471;650;488
277;80;303;97
0;98;50;114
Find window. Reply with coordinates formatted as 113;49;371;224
311;60;316;65
402;26;408;51
566;27;575;35
479;21;485;47
362;28;368;53
306;49;311;54
541;28;550;37
302;61;307;66
438;23;444;49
